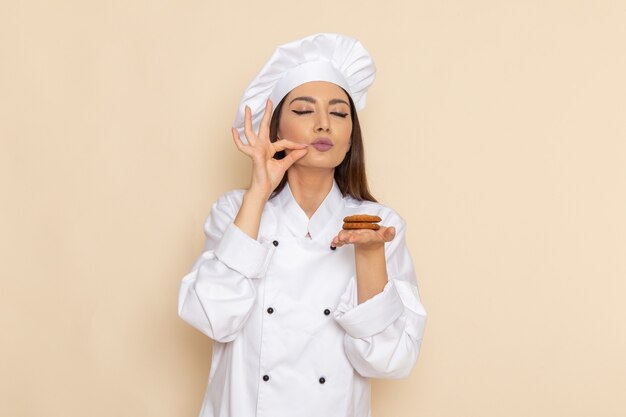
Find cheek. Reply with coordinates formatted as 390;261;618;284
338;122;353;146
278;117;303;140
277;120;286;138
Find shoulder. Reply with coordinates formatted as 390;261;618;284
212;188;246;213
343;196;407;230
202;189;246;236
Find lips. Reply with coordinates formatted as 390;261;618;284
311;137;334;152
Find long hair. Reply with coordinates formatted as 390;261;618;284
268;90;377;202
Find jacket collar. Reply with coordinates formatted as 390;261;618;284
273;179;344;239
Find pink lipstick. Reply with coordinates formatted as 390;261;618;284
311;137;334;152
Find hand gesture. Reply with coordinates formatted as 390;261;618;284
331;226;396;251
232;99;308;198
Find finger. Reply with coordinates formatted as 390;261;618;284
374;226;395;242
280;148;308;170
232;127;247;152
333;234;351;245
383;226;396;242
272;139;308;152
258;99;272;141
337;230;355;244
342;229;380;245
331;235;347;248
243;105;256;146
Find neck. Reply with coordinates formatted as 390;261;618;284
287;167;335;219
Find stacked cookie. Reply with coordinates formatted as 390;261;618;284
342;214;382;231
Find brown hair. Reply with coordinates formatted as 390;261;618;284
268;90;377;202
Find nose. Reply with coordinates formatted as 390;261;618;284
314;112;330;133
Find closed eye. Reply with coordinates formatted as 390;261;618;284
292;110;349;118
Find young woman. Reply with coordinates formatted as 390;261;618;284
178;33;427;417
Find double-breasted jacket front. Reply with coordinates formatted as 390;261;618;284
178;180;427;417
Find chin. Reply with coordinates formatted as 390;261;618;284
295;162;337;171
296;153;345;170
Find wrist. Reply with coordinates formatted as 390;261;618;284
354;243;385;257
244;187;271;202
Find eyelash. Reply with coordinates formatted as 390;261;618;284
292;110;349;118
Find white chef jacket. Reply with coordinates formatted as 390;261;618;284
178;180;427;417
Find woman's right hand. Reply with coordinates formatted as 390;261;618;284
232;99;309;199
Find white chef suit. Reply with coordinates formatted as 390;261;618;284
178;179;427;417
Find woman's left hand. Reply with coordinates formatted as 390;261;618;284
331;226;396;251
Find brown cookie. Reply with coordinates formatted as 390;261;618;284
342;222;381;230
343;214;382;223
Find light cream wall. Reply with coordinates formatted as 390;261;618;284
1;1;625;416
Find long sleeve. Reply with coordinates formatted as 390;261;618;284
177;192;276;343
333;214;427;378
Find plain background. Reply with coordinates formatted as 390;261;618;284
1;1;625;416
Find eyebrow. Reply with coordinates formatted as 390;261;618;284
289;96;350;106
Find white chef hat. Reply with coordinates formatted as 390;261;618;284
233;33;376;144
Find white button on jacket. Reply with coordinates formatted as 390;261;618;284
178;180;427;417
